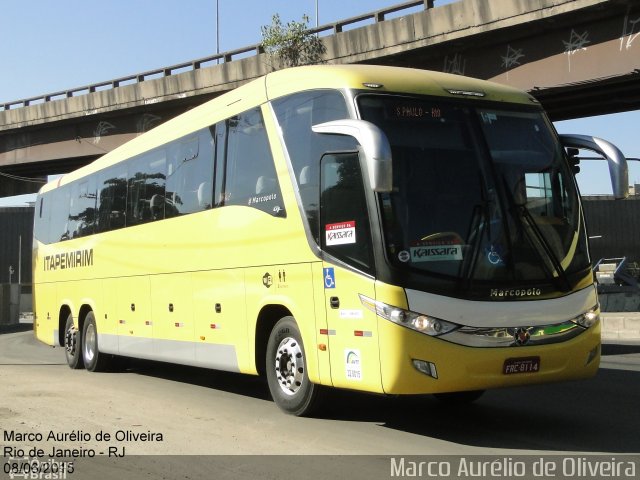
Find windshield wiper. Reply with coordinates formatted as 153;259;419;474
461;203;485;286
498;175;571;292
462;179;496;290
518;203;571;292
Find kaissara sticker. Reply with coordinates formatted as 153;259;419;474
410;245;463;262
345;349;362;380
325;221;356;246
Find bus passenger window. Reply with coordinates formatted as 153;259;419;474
96;166;127;232
224;108;284;217
68;178;97;238
49;186;71;242
127;151;166;225
213;121;226;208
34;194;51;244
165;133;213;217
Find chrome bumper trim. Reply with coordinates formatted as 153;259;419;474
439;320;591;348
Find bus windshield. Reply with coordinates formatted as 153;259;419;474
357;94;590;295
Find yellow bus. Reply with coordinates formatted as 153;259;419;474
33;65;628;415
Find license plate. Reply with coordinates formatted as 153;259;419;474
503;356;540;375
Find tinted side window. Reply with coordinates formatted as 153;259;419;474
197;128;215;210
128;151;166;225
213;122;226;208
165;133;213;217
34;193;51;244
96;165;127;232
225;108;284;217
68;178;96;238
49;186;71;242
320;153;373;273
273;90;353;239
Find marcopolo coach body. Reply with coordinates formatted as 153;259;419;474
32;65;627;415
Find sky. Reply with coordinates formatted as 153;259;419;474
1;0;639;206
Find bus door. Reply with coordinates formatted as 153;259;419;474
320;152;383;392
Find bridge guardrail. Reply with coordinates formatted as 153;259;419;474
1;0;434;111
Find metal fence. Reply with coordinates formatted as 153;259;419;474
0;207;34;285
583;195;640;265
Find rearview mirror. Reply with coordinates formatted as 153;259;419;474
312;119;392;192
559;134;628;199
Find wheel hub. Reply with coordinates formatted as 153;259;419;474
274;337;304;396
65;327;77;356
83;323;96;363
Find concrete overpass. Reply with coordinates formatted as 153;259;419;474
1;0;639;196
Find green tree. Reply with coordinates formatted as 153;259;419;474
261;14;326;69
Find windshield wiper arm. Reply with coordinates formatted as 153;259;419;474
461;204;485;287
518;203;571;292
462;176;495;289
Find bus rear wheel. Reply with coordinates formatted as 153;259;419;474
64;313;84;370
266;316;323;416
82;311;112;372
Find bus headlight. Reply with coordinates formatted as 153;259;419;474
571;305;600;328
359;295;459;337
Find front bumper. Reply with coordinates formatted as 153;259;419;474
378;316;600;395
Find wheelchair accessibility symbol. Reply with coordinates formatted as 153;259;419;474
323;267;336;289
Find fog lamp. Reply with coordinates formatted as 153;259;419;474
412;359;438;379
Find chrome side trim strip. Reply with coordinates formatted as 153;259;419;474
98;333;240;372
98;333;119;355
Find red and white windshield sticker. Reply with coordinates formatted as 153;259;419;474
325;221;356;246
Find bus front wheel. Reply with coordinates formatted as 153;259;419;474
266;316;323;416
64;313;84;370
82;311;112;372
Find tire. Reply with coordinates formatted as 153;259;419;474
433;390;485;404
64;313;84;369
81;311;112;372
266;316;323;416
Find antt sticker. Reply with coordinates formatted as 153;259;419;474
345;349;362;380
